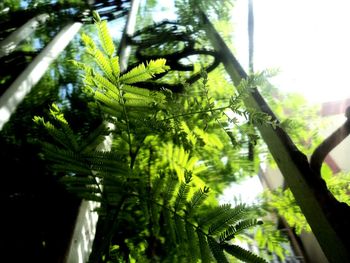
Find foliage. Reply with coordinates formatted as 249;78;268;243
34;14;270;262
261;168;350;235
256;70;323;156
255;71;350;236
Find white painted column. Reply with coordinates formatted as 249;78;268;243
64;1;141;262
0;22;82;130
0;13;50;58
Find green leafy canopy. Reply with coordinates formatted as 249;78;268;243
34;13;268;263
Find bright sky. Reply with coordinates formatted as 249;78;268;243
232;0;350;103
218;175;264;205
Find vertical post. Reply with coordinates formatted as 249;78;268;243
118;0;141;70
0;22;82;130
248;0;254;74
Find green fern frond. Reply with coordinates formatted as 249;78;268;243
174;181;190;212
163;208;177;245
163;173;178;205
174;214;186;243
79;124;111;153
197;230;212;263
123;97;155;109
122;85;152;97
219;219;263;242
51;163;92;175
95;49;115;82
186;186;209;215
34;106;78;151
34;117;70;149
207;236;229;263
97;20;115;57
41;143;85;167
89;159;129;175
111;56;120;77
151;176;165;199
199;204;232;227
119;59;169;84
222;243;267;263
94;171;123;184
60;176;96;185
185;222;199;262
208;204;246;235
94;90;124;113
81;33;97;55
93;72;120;98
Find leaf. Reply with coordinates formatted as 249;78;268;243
219;219;263;242
185;222;199;262
119;59;169;84
174;181;190;212
186;187;209;215
208;204;246;235
207;236;229;263
197;230;212;263
97;20;115;57
222;243;267;263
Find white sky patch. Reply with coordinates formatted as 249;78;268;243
151;0;177;22
232;0;350;103
218;176;264;205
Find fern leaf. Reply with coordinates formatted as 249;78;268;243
185;222;199;262
207;236;229;263
119;59;169;84
111;56;120;77
163;208;177;245
163;173;178;205
174;181;190;212
94;90;123;113
60;176;96;185
197;230;212;263
151;176;164;199
208;204;246;235
199;204;232;228
95;49;115;82
34;112;78;151
79;124;110;153
97;20;115;57
122;85;151;97
186;187;209;215
52;163;92;175
124;98;154;108
174;214;186;243
41;143;85;167
222;243;267;263
93;72;120;98
81;33;97;55
220;219;263;242
94;171;123;184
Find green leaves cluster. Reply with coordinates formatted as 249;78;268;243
34;14;268;262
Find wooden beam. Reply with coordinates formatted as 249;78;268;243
0;22;82;130
0;14;49;58
200;11;350;263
